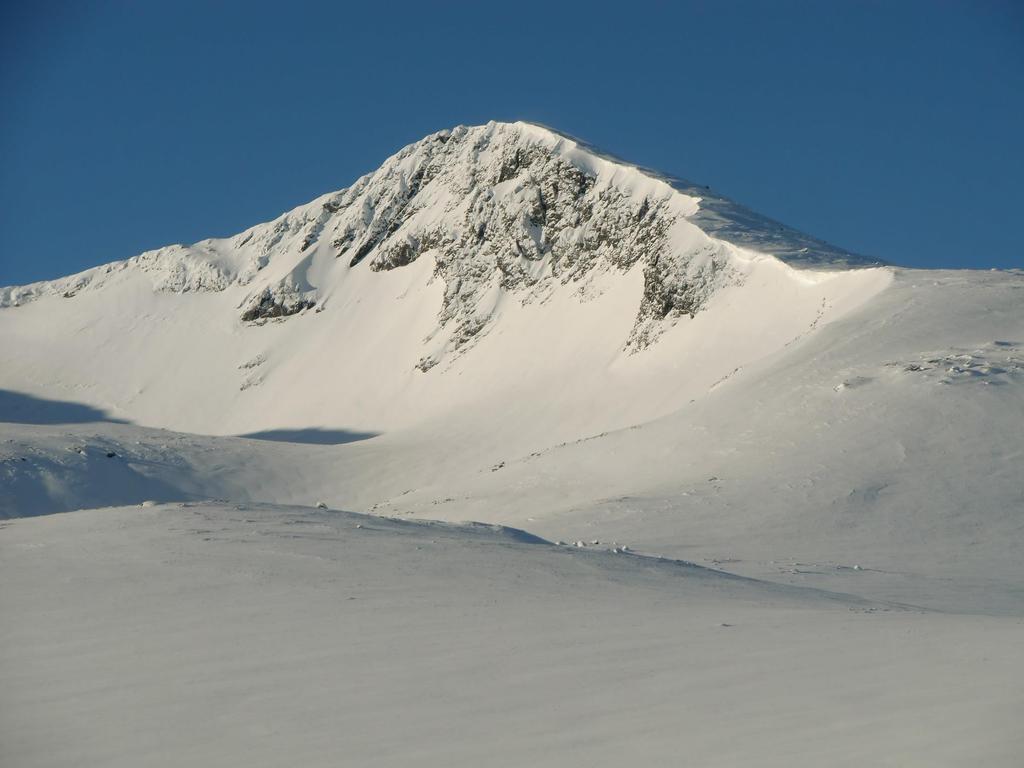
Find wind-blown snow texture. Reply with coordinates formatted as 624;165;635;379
1;121;1021;767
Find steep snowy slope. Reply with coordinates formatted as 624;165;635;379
0;121;888;442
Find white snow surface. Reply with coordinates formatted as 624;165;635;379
1;121;1022;765
3;501;1021;768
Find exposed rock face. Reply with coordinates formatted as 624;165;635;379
240;287;315;322
292;123;740;353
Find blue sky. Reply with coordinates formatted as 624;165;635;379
1;0;1021;284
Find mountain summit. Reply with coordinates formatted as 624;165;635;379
0;121;891;437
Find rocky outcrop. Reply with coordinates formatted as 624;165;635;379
296;123;744;355
240;287;315;322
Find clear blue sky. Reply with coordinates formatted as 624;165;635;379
2;0;1021;284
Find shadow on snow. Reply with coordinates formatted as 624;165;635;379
238;428;379;446
0;389;130;425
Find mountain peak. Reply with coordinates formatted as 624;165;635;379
0;120;897;442
434;120;879;270
1;122;889;403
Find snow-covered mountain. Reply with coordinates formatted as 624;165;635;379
2;120;1023;766
0;121;889;440
2;119;1021;577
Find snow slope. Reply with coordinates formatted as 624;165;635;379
3;502;1021;768
1;121;1022;764
3;267;1020;615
